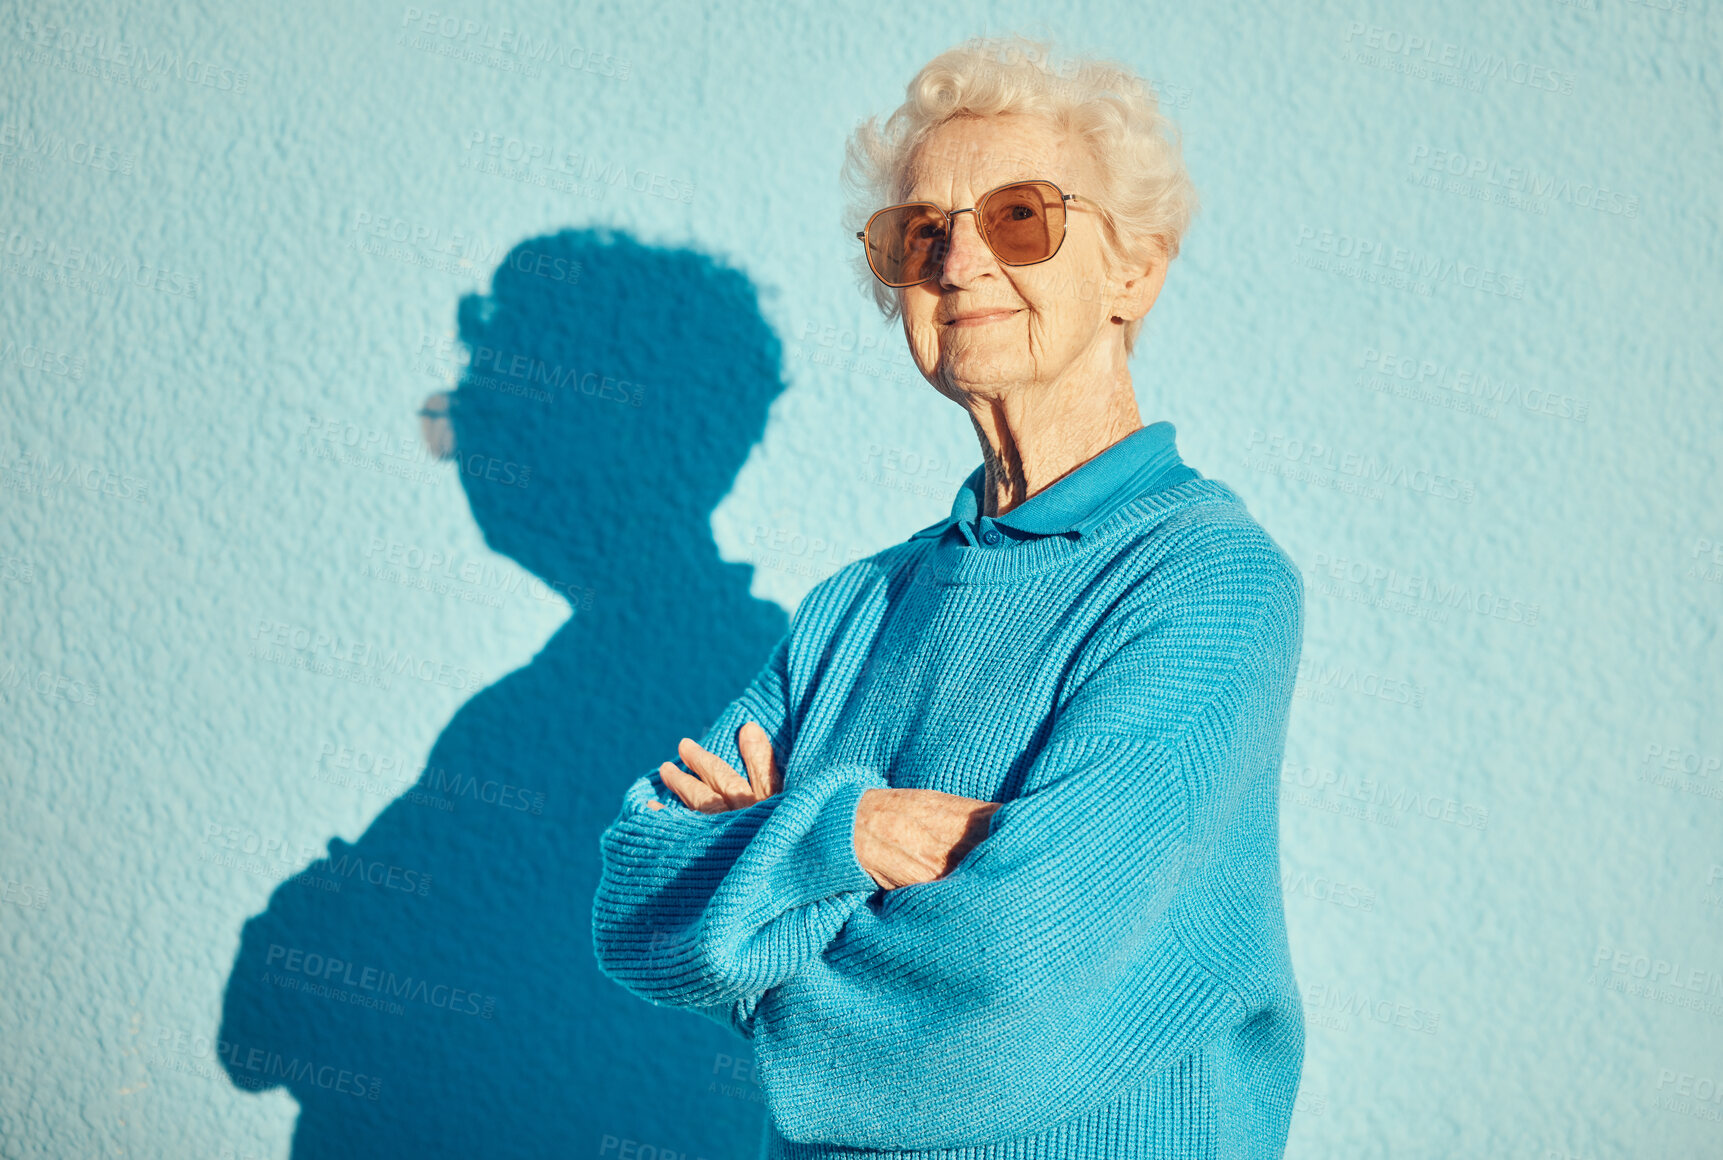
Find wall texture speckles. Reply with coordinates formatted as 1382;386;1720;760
1;2;1718;1158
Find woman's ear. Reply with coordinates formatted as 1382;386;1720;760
1110;237;1169;325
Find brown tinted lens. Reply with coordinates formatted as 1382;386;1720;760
867;204;947;286
978;181;1063;265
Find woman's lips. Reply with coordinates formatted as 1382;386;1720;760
944;309;1020;327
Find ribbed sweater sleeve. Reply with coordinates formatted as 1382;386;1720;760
757;528;1305;1149
590;631;886;1040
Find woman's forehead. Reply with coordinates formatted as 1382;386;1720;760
904;116;1078;199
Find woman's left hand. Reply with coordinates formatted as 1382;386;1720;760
648;721;780;814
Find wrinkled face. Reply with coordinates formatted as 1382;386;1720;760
896;114;1126;399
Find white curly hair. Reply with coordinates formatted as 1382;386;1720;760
841;34;1200;356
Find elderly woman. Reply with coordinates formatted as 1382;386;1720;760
593;35;1306;1160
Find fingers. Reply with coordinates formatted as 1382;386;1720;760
653;727;781;815
737;721;779;803
658;760;726;813
675;739;756;812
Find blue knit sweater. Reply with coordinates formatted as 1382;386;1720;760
593;422;1306;1159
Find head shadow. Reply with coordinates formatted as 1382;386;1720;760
218;228;789;1159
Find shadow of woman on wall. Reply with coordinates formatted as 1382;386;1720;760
219;228;789;1159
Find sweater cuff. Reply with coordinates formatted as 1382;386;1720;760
773;762;888;905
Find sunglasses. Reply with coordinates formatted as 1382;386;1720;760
855;179;1078;288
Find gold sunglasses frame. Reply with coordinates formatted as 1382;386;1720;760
855;179;1080;288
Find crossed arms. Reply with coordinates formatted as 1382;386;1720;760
650;720;999;891
591;534;1303;1148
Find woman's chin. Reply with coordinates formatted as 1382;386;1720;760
934;354;1027;392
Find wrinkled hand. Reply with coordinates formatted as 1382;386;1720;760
648;721;780;814
647;726;999;894
854;787;1000;891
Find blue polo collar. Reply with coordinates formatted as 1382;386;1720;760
908;420;1200;545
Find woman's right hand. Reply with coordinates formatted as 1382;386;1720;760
853;787;1000;891
648;729;997;891
649;721;780;813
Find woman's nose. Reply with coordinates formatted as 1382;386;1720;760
938;212;996;287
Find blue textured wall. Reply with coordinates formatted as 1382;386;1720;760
2;1;1719;1158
